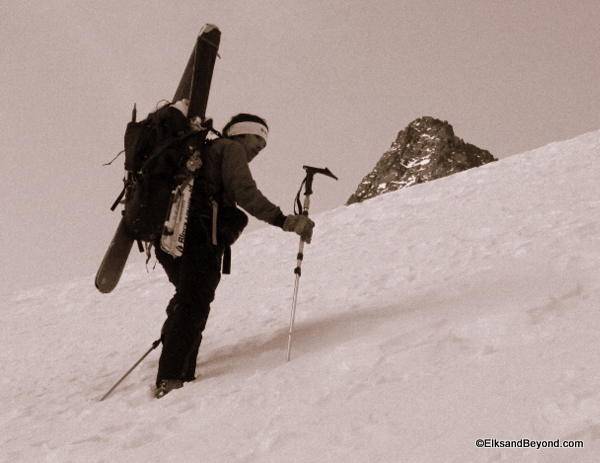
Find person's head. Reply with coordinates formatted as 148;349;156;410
223;114;269;162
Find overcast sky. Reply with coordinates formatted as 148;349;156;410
1;0;599;296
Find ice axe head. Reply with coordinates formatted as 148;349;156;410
302;166;338;196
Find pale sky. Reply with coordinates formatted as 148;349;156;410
1;0;599;296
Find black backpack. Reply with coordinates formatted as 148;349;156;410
110;102;210;248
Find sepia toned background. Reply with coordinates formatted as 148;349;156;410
1;0;599;296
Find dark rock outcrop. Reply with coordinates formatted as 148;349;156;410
347;117;497;205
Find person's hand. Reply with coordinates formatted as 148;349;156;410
283;214;315;243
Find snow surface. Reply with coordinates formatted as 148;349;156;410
1;130;600;462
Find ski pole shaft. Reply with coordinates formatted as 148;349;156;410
286;211;308;361
285;166;337;361
286;266;302;361
100;338;161;401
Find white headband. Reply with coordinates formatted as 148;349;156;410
226;121;269;141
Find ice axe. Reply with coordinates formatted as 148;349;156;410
287;165;338;361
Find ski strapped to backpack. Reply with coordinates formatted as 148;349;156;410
109;99;220;260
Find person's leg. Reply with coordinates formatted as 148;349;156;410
156;224;223;386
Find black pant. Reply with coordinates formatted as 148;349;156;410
155;218;223;385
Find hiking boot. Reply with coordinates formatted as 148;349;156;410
155;379;184;399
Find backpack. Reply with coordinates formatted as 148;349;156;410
110;101;210;250
108;103;247;271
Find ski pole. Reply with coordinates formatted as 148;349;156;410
286;166;337;361
100;338;161;401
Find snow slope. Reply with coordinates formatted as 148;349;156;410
1;130;599;462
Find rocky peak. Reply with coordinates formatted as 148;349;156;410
347;117;497;205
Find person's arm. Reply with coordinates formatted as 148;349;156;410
221;141;286;226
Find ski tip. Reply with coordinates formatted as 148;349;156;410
201;24;220;34
198;24;221;54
